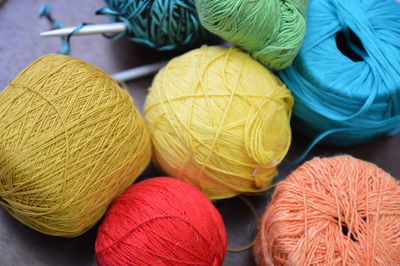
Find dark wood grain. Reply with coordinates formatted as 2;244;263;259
0;1;399;266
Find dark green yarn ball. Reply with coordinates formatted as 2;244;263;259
100;0;214;51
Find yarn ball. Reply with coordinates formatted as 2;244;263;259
95;177;227;266
145;46;293;200
0;54;151;237
279;0;400;146
194;0;308;70
97;0;214;51
254;155;400;265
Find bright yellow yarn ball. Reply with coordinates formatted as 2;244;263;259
145;46;293;199
0;54;151;237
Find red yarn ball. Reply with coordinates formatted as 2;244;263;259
95;177;227;266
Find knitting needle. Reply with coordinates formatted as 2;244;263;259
111;61;167;82
41;22;166;81
40;22;126;37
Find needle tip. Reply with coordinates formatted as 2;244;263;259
40;31;51;37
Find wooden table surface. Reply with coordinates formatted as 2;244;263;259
1;1;399;265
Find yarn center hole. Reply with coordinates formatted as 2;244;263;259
335;28;366;62
334;217;358;242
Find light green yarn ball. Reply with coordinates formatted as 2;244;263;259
195;0;308;70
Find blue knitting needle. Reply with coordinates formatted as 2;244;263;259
40;22;126;37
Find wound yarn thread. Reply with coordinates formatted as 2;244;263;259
0;54;151;237
145;46;293;200
279;0;400;153
194;0;308;70
96;0;214;51
255;155;400;265
95;177;227;266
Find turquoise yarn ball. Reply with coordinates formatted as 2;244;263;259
194;0;308;70
97;0;214;51
279;0;400;147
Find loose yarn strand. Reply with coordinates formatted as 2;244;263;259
287;128;349;165
226;195;258;252
38;4;74;55
39;4;90;55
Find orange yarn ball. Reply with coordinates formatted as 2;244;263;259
255;155;400;265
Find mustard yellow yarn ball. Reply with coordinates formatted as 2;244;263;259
0;54;151;237
145;46;293;200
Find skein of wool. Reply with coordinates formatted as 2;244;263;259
96;0;215;51
145;46;293;200
194;0;308;70
254;155;400;265
0;54;151;237
279;0;400;148
95;177;227;266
